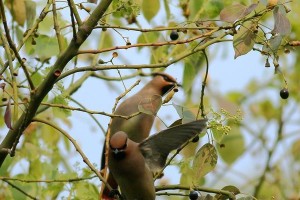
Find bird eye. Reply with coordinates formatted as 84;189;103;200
163;75;171;82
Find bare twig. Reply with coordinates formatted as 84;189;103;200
0;1;51;75
67;0;78;40
197;49;209;119
0;0;113;167
40;102;140;119
77;28;220;55
3;180;38;200
100;79;141;196
0;0;34;90
32;117;112;191
155;185;236;200
0;175;97;183
52;0;64;52
57;35;228;82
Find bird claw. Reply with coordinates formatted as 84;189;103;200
108;189;123;199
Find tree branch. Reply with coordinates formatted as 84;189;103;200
31;117;112;190
0;0;113;167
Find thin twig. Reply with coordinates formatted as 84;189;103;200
0;0;113;168
0;175;97;183
0;1;51;75
69;97;106;134
0;0;34;90
52;0;64;52
3;180;38;200
155;185;236;200
197;50;209;119
57;35;229;82
100;79;141;196
68;0;82;26
94;25;226;32
40;102;141;119
77;28;220;55
32;117;112;191
67;0;77;40
112;79;141;112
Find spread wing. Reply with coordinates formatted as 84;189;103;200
138;119;207;174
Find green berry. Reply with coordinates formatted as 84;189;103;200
280;88;289;99
170;30;179;40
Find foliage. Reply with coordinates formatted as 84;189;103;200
0;0;299;199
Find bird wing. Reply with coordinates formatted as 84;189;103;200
139;119;207;174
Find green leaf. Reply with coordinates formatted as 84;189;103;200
137;31;159;44
172;103;196;123
25;0;36;29
262;35;283;54
291;139;300;162
163;0;170;20
272;5;291;35
220;3;257;23
142;0;160;22
215;185;240;199
35;35;60;60
192;143;217;182
31;72;43;87
217;126;244;164
183;63;196;92
233;22;257;59
205;0;224;19
258;100;278;120
190;0;204;19
179;159;199;186
211;127;224;143
182;53;203;92
6;0;26;26
138;94;162;115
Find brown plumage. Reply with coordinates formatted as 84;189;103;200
108;120;207;199
101;73;178;199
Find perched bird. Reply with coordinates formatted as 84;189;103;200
101;73;179;199
108;119;207;200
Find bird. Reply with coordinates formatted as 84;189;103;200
100;72;179;199
108;119;207;200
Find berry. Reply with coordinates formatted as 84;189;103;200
192;136;199;143
170;30;179;40
189;190;199;200
280;88;289;99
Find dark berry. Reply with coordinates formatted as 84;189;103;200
280;88;289;99
189;190;199;200
170;30;179;40
192;136;199;143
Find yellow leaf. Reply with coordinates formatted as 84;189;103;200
6;0;26;26
142;0;160;22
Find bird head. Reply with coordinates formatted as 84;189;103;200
109;131;128;160
151;72;181;96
